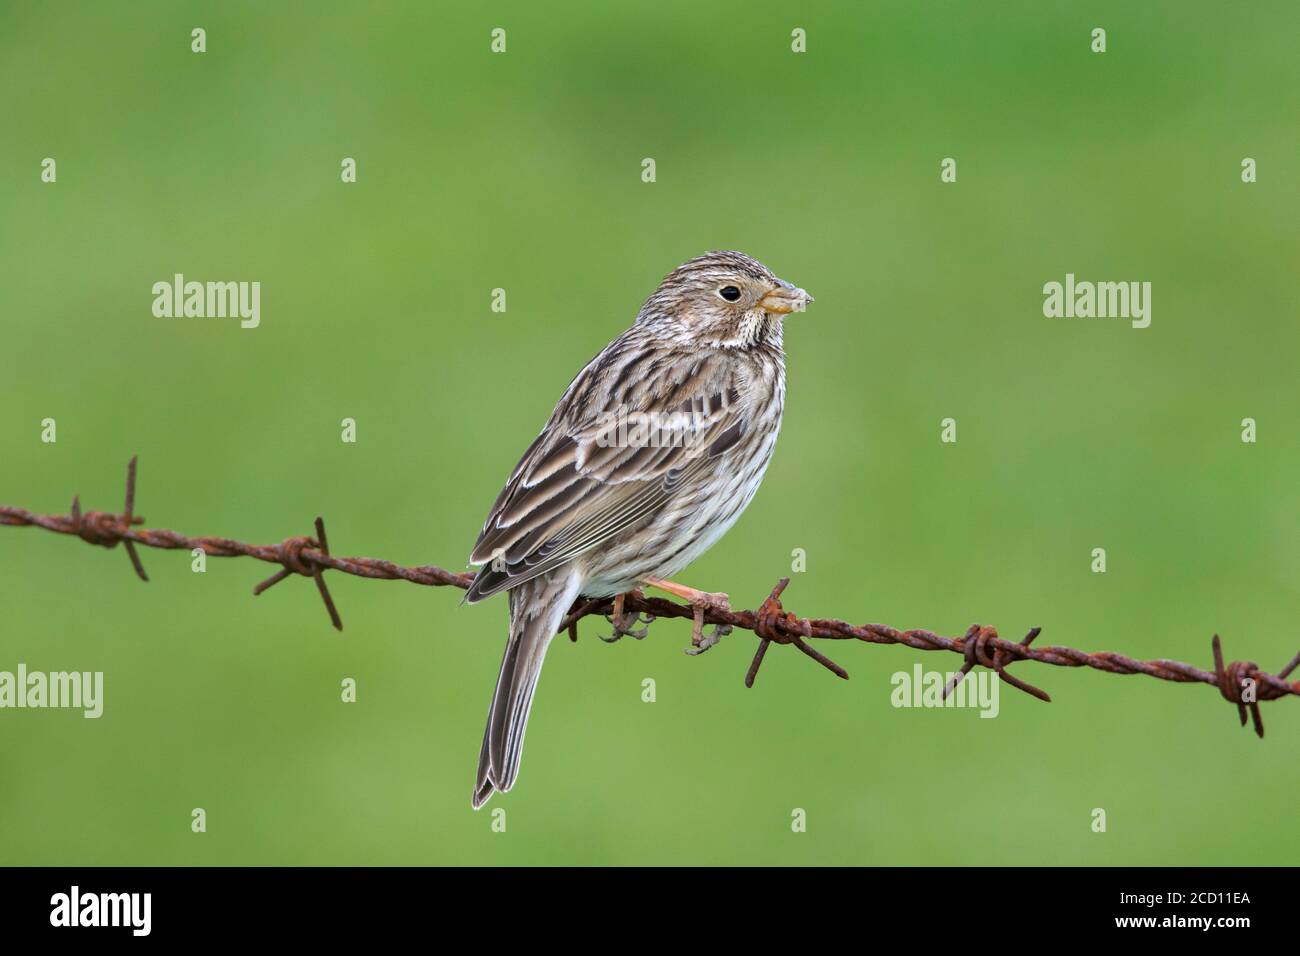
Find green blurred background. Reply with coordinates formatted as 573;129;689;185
2;1;1297;865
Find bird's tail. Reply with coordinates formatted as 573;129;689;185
472;569;582;809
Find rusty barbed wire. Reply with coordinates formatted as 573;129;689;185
3;457;1298;737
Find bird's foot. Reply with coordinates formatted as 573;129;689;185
642;577;732;655
599;590;653;643
686;617;733;656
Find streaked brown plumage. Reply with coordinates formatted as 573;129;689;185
465;250;812;808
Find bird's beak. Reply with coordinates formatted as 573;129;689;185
759;279;814;315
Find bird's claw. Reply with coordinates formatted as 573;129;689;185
598;590;653;643
683;591;731;655
685;622;732;656
600;611;654;643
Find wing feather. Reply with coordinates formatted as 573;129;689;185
464;341;748;603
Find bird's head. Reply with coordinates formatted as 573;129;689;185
637;250;813;348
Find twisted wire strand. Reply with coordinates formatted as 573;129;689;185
3;457;1297;736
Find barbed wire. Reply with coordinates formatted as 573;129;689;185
3;457;1298;737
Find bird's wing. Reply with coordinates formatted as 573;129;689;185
464;344;747;602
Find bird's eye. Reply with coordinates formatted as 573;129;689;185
718;285;741;302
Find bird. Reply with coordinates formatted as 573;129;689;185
464;250;813;808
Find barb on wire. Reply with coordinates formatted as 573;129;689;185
3;457;1299;737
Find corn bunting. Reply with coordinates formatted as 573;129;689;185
465;250;812;807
